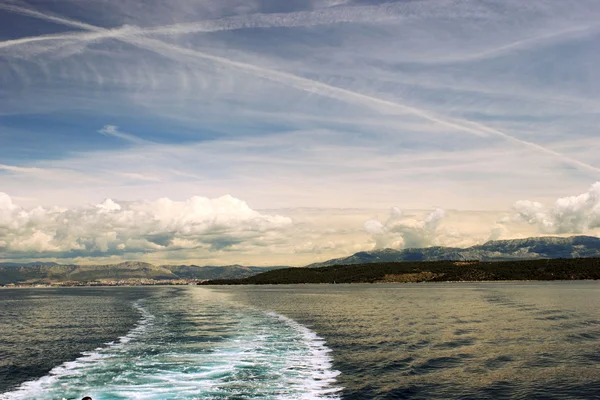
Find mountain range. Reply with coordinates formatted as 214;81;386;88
306;235;600;268
2;235;600;285
0;262;287;285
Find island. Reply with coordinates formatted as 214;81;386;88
201;258;600;285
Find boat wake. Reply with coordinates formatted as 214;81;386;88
2;294;341;399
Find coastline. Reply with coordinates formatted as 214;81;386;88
4;278;599;289
0;280;202;289
201;258;600;285
3;258;600;287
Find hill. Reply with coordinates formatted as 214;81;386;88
0;262;287;285
0;261;63;267
203;258;600;285
161;264;288;280
305;235;600;268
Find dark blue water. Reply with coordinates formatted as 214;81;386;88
1;282;599;399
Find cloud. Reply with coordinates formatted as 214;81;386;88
0;164;45;174
0;1;489;52
1;0;600;268
1;0;592;60
98;125;151;145
3;3;600;175
0;192;292;259
364;207;447;249
512;182;600;233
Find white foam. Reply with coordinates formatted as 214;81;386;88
1;301;341;400
1;302;153;400
265;311;343;399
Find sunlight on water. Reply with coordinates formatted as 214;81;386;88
228;282;600;399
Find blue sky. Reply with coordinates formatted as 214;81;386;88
1;0;599;265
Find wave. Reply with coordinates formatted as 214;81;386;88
1;302;154;400
266;312;341;398
1;298;341;399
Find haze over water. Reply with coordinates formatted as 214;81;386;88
1;282;599;399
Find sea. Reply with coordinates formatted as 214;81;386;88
0;282;599;399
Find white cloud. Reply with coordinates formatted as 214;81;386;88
0;198;516;265
1;0;600;267
3;2;600;175
0;192;292;259
364;207;448;249
512;182;600;234
0;164;45;174
98;125;150;145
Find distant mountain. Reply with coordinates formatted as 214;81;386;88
306;235;600;268
0;261;288;285
0;261;63;267
162;264;288;280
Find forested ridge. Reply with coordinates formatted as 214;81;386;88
202;258;600;285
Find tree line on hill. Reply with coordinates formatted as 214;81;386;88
201;258;600;285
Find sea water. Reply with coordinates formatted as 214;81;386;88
1;282;599;399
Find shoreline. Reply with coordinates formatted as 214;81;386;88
3;278;599;289
0;281;202;289
202;278;600;286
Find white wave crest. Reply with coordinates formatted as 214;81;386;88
265;311;342;399
1;299;341;399
1;302;153;400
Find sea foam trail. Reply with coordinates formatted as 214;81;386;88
266;311;342;399
1;297;341;400
1;302;154;400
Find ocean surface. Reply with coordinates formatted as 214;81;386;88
0;282;599;399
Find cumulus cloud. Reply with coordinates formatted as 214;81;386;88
364;207;447;249
0;193;292;259
512;182;600;234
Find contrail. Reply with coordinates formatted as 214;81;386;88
98;125;153;145
0;2;404;52
1;2;595;63
0;4;99;31
446;24;598;64
2;3;600;175
0;1;496;50
0;28;138;50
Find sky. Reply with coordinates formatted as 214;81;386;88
1;0;599;266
